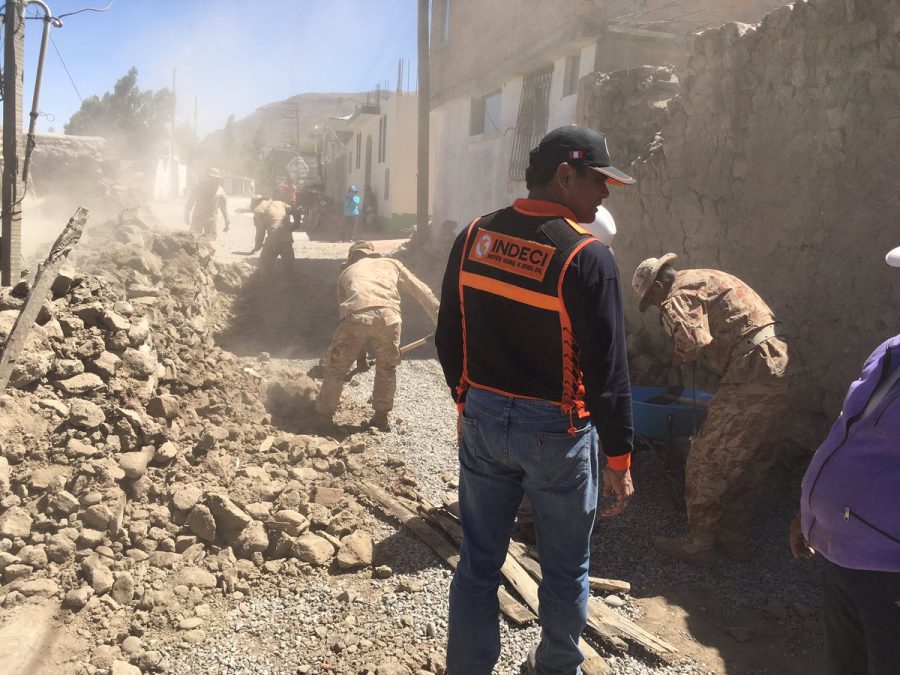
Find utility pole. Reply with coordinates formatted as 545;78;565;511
416;0;430;238
1;0;25;286
170;67;178;198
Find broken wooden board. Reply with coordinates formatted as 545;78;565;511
507;542;676;657
414;499;610;673
360;484;536;626
589;577;632;595
0;207;88;393
424;502;675;659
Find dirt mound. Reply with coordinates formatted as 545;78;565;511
0;209;390;671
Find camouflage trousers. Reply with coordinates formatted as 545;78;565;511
315;309;402;417
191;215;218;240
259;230;294;265
685;375;794;543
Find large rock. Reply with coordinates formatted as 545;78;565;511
19;578;59;597
63;585;94;610
206;492;252;540
89;351;120;379
120;348;158;379
101;309;131;333
119;446;155;480
127;317;151;347
233;521;268;559
0;506;32;538
110;572;135;605
291;533;335;567
46;534;76;564
171;566;217;589
146;394;179;420
111;660;141;675
68;399;106;429
65;438;98;458
185;504;216;542
54;373;105;396
336;531;374;571
171;484;204;512
268;510;309;537
51;264;75;298
82;556;114;595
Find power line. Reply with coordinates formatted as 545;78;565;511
56;1;113;21
49;33;83;103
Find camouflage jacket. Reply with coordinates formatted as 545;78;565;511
338;256;439;325
253;199;291;235
660;269;789;382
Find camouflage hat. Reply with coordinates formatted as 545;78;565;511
887;246;900;268
348;241;375;259
632;253;678;312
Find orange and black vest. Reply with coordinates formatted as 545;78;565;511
456;204;597;419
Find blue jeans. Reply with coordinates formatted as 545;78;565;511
446;388;599;675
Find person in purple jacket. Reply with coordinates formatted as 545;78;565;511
789;245;900;675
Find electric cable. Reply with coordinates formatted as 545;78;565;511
56;1;113;20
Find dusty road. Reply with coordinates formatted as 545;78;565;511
0;205;826;675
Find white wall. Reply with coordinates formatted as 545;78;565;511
431;42;597;232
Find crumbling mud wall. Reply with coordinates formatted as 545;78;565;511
581;0;900;417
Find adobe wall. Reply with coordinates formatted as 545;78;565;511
579;0;900;418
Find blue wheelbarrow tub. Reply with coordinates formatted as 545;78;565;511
632;386;713;442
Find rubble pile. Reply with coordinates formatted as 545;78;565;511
0;210;389;672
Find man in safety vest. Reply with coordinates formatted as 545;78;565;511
436;126;635;675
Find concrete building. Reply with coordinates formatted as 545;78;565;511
325;92;420;236
428;0;788;230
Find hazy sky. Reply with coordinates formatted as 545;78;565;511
23;0;419;138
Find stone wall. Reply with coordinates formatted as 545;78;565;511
579;0;900;417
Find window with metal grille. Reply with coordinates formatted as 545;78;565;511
509;64;554;182
563;53;580;97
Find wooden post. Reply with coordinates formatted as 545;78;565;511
0;207;88;392
2;0;25;286
416;0;430;237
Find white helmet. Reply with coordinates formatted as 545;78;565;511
584;205;616;245
886;246;900;268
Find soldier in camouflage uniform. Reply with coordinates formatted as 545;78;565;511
633;253;798;566
185;168;229;239
249;196;294;265
315;241;440;431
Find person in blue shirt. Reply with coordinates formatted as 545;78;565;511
341;185;360;242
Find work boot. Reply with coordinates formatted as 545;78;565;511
653;535;716;568
370;412;391;432
717;537;751;562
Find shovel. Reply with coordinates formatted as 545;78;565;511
345;332;435;381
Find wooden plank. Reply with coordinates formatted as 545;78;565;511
506;544;676;657
0;207;88;392
500;547;611;674
361;484;536;626
415;500;609;674
589;577;632;595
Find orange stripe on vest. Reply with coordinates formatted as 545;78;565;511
459;271;560;312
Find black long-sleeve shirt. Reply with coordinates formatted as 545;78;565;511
435;207;633;464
